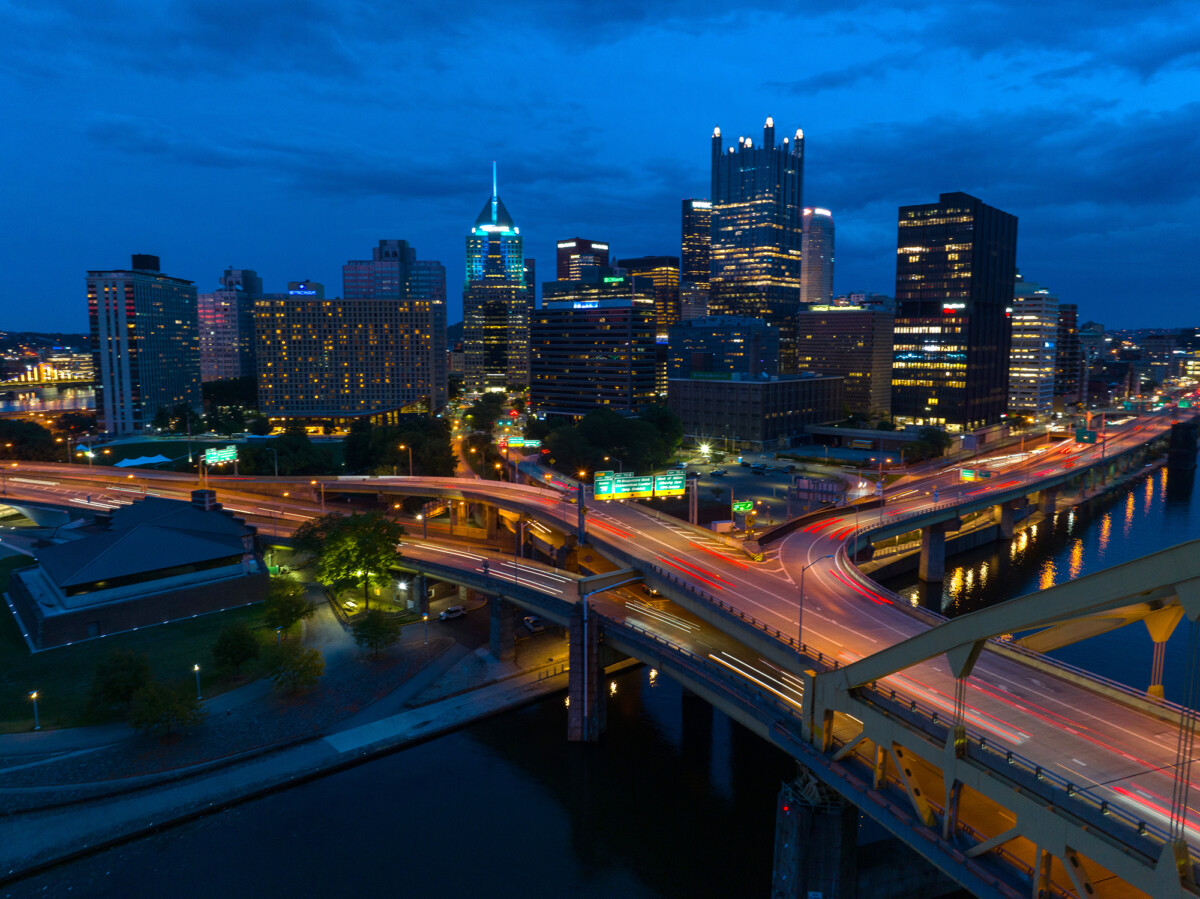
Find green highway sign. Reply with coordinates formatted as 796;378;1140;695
507;438;524;447
203;445;237;464
1075;429;1098;444
524;439;541;448
653;471;686;497
594;470;654;500
1181;399;1193;409
731;500;754;513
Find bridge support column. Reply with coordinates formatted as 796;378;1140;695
567;600;603;742
991;503;1013;539
918;523;949;582
484;505;499;539
1145;605;1185;698
771;769;857;899
413;573;429;614
489;595;516;663
1038;487;1059;516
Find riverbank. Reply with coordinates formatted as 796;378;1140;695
0;624;604;885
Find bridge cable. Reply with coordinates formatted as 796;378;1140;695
1169;619;1200;850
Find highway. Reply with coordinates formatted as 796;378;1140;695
1;407;1195;872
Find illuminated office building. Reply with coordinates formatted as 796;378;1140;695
530;269;656;419
88;254;201;435
667;316;779;379
343;239;448;411
709;117;805;372
1008;275;1057;418
617;255;679;396
796;306;893;415
681;197;711;285
800;208;834;305
256;248;448;425
891;192;1017;432
198;268;262;382
1056;303;1084;407
555;237;610;281
464;167;529;393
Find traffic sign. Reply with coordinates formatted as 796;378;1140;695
731;500;754;513
1075;429;1098;444
594;470;655;500
653;471;685;497
203;445;237;464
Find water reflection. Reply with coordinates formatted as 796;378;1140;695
0;385;94;413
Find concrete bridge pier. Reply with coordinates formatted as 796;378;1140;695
489;595;516;663
991;499;1025;539
1145;606;1185;698
567;600;603;742
771;769;857;899
413;573;429;614
918;519;958;582
484;505;499;539
1037;487;1059;516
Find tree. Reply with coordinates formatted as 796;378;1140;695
247;416;272;436
263;641;325;693
0;420;57;461
262;575;316;634
212;622;260;676
352;609;401;659
89;649;152;712
129;681;206;737
55;411;96;435
293;512;404;610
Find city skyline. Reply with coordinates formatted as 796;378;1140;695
3;1;1198;332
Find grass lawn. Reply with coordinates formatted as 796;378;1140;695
0;554;280;732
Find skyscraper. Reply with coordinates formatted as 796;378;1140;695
709;118;805;372
891;192;1017;432
796;305;893;415
555;238;610;280
88;254;201;435
530;269;657;419
800;208;834;305
343;239;448;410
681;198;711;286
667;316;780;379
464;166;529;393
1056;303;1084;408
1008;275;1058;418
198;268;263;382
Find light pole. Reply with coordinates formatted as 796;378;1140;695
29;691;39;731
399;443;413;477
262;446;279;477
417;512;427;539
311;479;325;510
799;553;835;652
603;455;623;473
193;664;201;700
423;613;429;644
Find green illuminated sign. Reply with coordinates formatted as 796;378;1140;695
603;276;625;283
203;446;238;464
731;500;754;513
1075;429;1098;444
1181;399;1192;409
653;471;685;497
594;470;655;499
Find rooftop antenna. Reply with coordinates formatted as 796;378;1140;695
491;161;498;223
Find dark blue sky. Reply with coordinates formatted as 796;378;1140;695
4;0;1198;332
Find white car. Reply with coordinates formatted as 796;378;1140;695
439;605;466;620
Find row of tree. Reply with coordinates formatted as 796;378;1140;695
527;404;684;476
343;417;457;476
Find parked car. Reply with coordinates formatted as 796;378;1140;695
784;464;797;472
439;605;467;620
752;468;767;476
523;616;545;634
710;469;727;477
750;462;766;470
739;461;751;468
343;599;358;612
686;470;701;478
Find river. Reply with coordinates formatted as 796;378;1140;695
7;461;1196;897
0;385;94;414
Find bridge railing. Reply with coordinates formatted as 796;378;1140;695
849;679;1179;864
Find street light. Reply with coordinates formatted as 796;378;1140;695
261;446;279;477
398;443;413;477
311;479;325;510
29;690;39;731
423;613;429;645
603;455;624;473
417;512;427;539
799;553;836;652
193;664;202;700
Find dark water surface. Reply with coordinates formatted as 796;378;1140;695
888;463;1199;703
8;669;794;898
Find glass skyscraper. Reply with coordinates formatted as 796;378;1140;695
709;118;805;372
198;268;262;382
799;207;834;306
88;254;201;435
891;192;1017;433
464;167;529;393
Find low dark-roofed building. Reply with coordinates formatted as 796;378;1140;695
8;491;265;649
